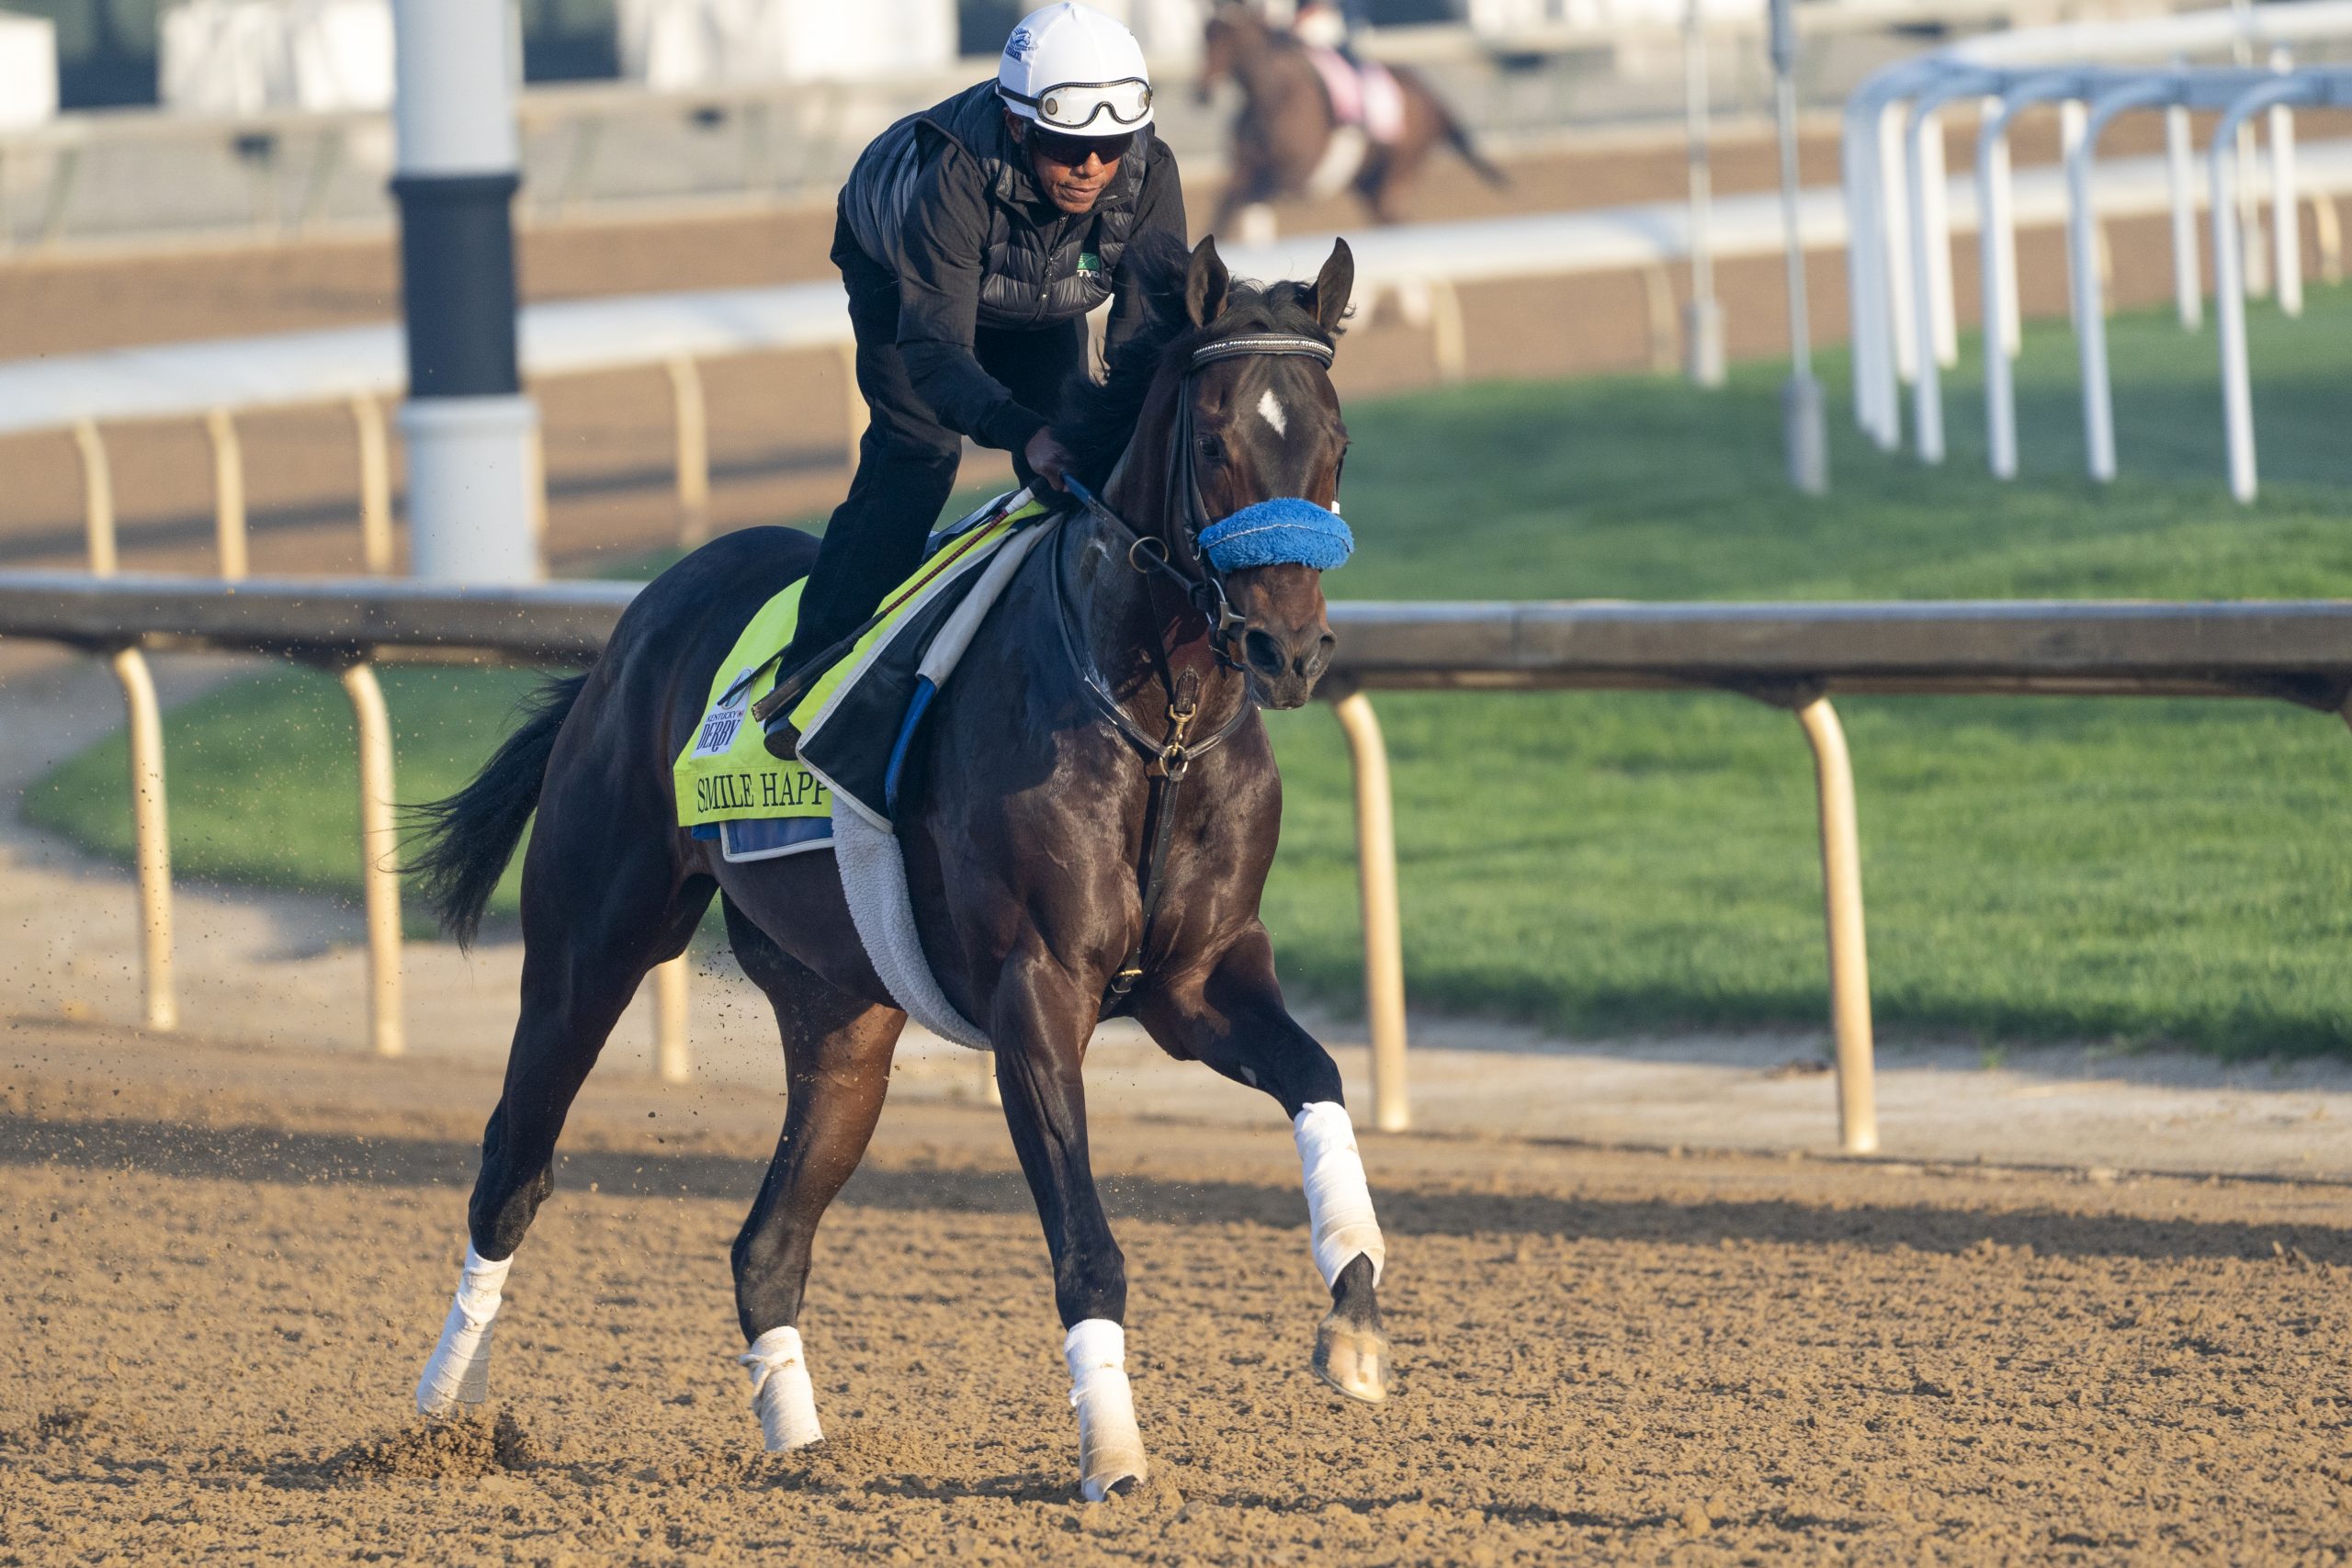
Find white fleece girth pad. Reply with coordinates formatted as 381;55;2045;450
415;1244;511;1416
1294;1101;1386;1290
831;803;990;1049
741;1325;824;1450
1064;1318;1148;1501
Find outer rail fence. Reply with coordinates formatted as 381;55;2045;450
11;578;2352;1153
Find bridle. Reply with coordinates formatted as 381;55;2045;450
1054;326;1339;1009
1062;330;1339;671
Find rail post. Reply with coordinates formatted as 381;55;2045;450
350;392;395;575
1330;688;1409;1134
2165;78;2203;331
2210;76;2315;505
2268;49;2301;320
206;408;250;579
109;646;176;1032
665;355;711;546
652;953;689;1083
2071;77;2178;488
1792;694;1876;1154
339;662;405;1058
74;419;117;575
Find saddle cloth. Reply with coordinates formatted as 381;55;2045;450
673;490;1052;847
1304;45;1405;144
673;491;1055;1050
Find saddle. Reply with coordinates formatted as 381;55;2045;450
1303;45;1405;146
673;491;1051;860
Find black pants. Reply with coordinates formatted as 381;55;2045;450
783;241;1086;667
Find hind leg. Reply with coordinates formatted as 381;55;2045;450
415;831;713;1416
723;897;905;1450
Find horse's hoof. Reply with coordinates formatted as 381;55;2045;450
1080;1461;1147;1503
1314;1316;1392;1404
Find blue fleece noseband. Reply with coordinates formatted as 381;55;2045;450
1197;498;1354;573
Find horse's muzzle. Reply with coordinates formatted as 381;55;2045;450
1242;624;1336;709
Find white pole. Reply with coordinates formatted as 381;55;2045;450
1842;104;1888;439
2269;48;2302;319
1905;102;1947;463
1986;96;2019;358
1682;0;1725;388
2211;81;2309;505
1978;106;2019;479
2166;85;2203;330
1770;0;1827;494
391;0;540;583
1879;102;1918;389
2071;80;2176;486
1920;109;1958;369
2060;98;2087;328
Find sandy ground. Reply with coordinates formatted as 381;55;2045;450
6;1019;2352;1565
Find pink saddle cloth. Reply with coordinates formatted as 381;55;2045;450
1303;45;1406;146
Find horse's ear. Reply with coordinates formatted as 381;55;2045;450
1309;238;1354;334
1186;236;1230;328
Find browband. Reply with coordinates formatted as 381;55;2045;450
1188;334;1335;369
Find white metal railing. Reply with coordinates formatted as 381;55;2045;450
1842;0;2352;501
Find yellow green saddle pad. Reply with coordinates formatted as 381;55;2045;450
673;579;834;862
673;492;1052;855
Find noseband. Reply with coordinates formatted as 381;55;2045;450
1056;327;1338;1010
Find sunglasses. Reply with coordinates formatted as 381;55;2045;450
1027;126;1136;167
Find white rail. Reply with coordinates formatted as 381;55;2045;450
1842;0;2352;500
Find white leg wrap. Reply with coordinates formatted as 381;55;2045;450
1295;1101;1386;1291
414;1244;512;1416
1064;1318;1148;1501
740;1325;825;1451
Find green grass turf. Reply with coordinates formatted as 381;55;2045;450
24;282;2352;1053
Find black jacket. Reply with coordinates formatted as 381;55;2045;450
837;80;1186;454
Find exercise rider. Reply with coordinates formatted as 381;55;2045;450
762;1;1184;758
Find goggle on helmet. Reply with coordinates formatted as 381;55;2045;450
1001;76;1154;133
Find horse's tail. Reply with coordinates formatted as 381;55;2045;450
402;671;590;948
1436;99;1508;186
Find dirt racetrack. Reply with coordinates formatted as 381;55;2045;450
5;1025;2352;1564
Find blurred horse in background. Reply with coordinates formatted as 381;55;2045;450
1198;2;1506;235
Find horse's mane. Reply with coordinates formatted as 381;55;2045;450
1057;229;1343;491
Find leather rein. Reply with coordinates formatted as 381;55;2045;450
1052;329;1338;1009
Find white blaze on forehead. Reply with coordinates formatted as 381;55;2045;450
1255;387;1288;436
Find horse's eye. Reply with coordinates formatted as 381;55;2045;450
1195;432;1225;462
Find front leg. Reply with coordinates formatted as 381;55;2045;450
990;942;1148;1500
1136;928;1393;1404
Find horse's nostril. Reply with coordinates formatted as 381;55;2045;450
1245;629;1285;675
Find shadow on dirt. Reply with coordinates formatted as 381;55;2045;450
6;1110;2348;1266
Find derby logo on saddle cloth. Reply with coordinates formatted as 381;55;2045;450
673;581;836;863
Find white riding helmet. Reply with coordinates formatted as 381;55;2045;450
997;3;1154;134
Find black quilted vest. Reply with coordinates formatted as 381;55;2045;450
840;80;1153;330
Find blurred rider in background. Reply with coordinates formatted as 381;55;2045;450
764;1;1185;753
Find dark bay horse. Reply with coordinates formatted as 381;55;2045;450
1199;3;1505;233
402;233;1391;1501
